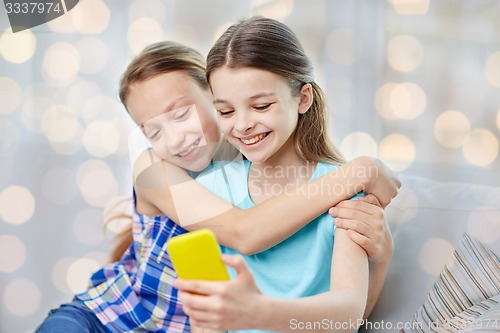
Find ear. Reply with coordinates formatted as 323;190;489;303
297;83;314;115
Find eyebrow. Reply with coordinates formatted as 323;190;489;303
213;92;276;105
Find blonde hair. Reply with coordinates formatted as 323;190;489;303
206;16;345;165
119;41;208;107
109;41;210;262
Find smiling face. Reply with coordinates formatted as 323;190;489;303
125;71;220;172
210;66;311;165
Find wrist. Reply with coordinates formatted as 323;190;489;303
254;295;276;331
349;157;371;192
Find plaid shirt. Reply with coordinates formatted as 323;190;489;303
76;192;190;333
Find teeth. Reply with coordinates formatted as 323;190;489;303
177;140;199;157
241;133;266;145
178;149;193;157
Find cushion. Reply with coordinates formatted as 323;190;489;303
401;233;500;333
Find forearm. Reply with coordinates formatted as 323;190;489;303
142;157;375;255
364;260;390;318
249;229;368;333
189;166;362;254
255;292;365;333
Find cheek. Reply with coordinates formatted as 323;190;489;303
216;117;233;137
150;140;170;160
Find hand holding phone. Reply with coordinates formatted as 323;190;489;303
167;229;230;281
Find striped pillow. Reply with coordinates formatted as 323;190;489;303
402;233;500;333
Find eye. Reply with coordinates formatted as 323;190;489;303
174;107;191;121
147;129;161;140
254;103;272;111
218;109;234;117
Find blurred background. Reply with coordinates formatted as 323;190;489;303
0;0;499;332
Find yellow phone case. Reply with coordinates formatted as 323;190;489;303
167;229;230;281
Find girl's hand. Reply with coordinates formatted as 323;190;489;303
329;194;393;264
174;255;264;331
349;156;401;208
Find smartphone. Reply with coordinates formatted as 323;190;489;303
167;229;230;281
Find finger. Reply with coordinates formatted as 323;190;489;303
190;318;219;331
333;200;379;215
346;229;374;255
222;255;252;282
186;308;217;323
178;291;215;311
359;194;382;208
329;206;372;223
174;279;225;296
334;218;370;237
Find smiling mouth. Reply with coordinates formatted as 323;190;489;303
177;138;201;157
240;132;270;145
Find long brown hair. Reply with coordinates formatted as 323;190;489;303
206;16;345;165
109;41;209;262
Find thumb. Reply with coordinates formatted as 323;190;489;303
359;194;382;207
222;255;251;280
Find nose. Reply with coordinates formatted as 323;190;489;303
233;110;255;134
161;122;186;155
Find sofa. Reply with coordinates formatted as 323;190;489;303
363;175;500;332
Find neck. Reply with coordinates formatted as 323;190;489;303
248;138;316;204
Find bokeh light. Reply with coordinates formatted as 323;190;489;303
76;160;118;207
67;80;102;113
0;119;21;155
41;105;80;144
497;109;500;131
165;25;201;49
42;43;81;85
326;28;363;66
467;207;500;244
389;83;426;119
434;110;471;148
375;82;426;120
0;235;26;273
49;132;84;156
419;238;454;276
72;0;110;34
484;51;500;88
387;35;424;72
41;167;78;205
48;7;76;33
83;120;120;157
462;129;499;166
3;279;41;317
52;257;76;294
388;0;430;15
0;28;36;64
379;134;416;171
127;17;164;54
340;132;378;159
75;38;109;74
249;0;294;22
0;77;22;114
0;186;35;225
375;83;398;120
129;0;166;24
73;208;106;246
66;258;101;294
82;95;124;124
21;95;53;133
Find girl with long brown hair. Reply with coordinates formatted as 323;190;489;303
175;17;394;333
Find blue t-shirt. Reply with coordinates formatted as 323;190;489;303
196;158;360;333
